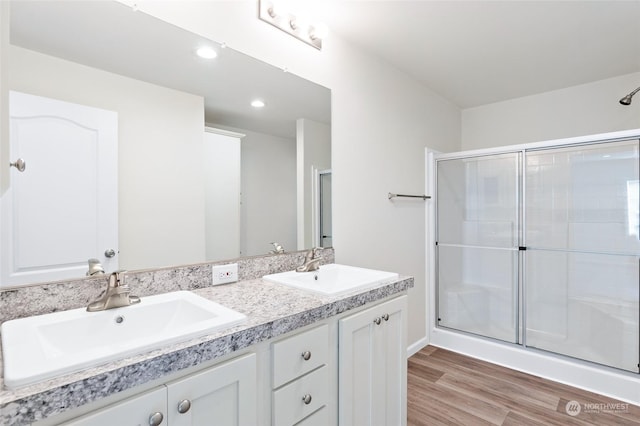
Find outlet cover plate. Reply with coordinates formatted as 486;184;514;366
212;263;238;285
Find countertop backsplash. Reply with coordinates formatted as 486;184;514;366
0;248;334;324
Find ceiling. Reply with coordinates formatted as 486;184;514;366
309;0;640;108
9;0;330;139
10;1;640;117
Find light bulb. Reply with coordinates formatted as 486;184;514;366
196;47;217;59
290;12;310;31
309;22;328;40
267;1;281;18
251;99;266;108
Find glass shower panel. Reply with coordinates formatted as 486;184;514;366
438;154;519;248
525;140;640;373
526;251;639;372
526;140;640;254
438;245;518;342
436;153;520;343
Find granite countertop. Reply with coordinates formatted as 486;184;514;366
0;275;413;426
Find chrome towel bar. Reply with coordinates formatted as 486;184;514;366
388;192;431;200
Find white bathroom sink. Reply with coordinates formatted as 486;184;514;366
1;291;245;389
263;263;399;296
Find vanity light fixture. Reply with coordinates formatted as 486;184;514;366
196;46;217;59
258;0;327;50
251;99;266;108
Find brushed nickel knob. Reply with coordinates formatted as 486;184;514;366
149;412;164;426
104;248;116;258
9;158;26;172
301;351;311;361
382;313;390;321
177;399;191;414
373;317;381;325
302;394;312;405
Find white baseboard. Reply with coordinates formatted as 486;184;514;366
430;327;640;406
406;336;429;358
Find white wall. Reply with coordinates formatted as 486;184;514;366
130;0;462;348
296;118;331;249
462;72;640;149
9;46;206;269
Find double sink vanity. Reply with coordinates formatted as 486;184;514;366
0;249;413;426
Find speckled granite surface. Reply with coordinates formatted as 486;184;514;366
0;249;334;324
0;250;414;426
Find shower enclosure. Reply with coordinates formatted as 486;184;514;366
435;135;640;373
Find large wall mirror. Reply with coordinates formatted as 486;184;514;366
1;0;331;287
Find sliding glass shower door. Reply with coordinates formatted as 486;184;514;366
436;153;520;343
524;140;640;373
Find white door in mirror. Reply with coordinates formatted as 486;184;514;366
2;91;118;287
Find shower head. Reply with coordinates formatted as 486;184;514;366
619;86;640;105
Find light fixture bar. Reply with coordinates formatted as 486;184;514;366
258;0;324;50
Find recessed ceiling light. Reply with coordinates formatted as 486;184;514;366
251;100;266;108
196;47;217;59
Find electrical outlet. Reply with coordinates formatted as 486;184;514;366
212;263;238;285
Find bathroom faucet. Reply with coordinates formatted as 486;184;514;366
87;271;141;312
296;247;324;272
86;258;105;276
269;242;285;254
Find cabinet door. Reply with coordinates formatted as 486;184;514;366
60;386;166;426
338;296;407;426
167;353;257;426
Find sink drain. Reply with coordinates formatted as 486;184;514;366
114;315;125;324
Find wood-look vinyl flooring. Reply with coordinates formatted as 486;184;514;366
407;346;640;426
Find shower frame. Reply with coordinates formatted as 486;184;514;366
428;128;640;380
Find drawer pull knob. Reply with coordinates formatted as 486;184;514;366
301;350;312;361
382;313;390;321
373;317;381;325
302;394;312;405
149;412;164;426
177;399;192;414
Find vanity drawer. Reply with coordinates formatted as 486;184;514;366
272;366;328;426
272;324;328;388
296;406;329;426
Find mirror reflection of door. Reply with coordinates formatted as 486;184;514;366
1;91;118;286
319;170;332;248
203;128;242;260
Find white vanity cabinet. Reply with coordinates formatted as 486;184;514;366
58;353;257;426
59;386;167;426
32;292;410;426
338;295;407;426
271;325;331;426
166;352;257;426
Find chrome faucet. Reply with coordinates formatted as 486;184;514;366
296;247;324;272
87;271;141;312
